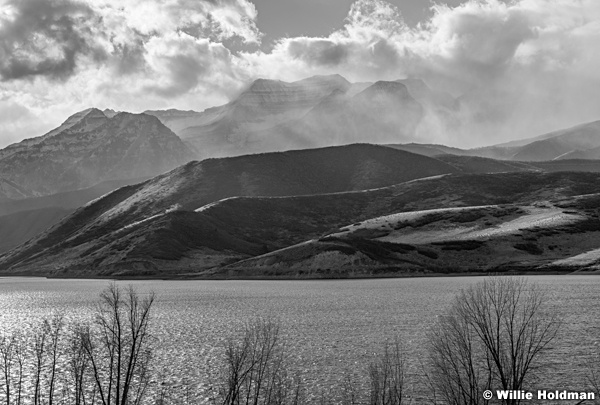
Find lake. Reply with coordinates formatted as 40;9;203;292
0;275;598;403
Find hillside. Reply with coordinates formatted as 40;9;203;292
0;144;459;275
4;169;600;276
472;120;600;161
0;177;150;217
219;192;600;278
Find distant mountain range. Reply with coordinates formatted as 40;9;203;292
3;74;600;277
140;74;600;163
388;120;600;161
143;74;460;159
4;74;600;201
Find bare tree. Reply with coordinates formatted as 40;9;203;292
0;334;15;405
68;322;95;405
32;323;49;405
215;318;303;405
368;338;407;405
427;277;560;405
45;314;65;405
81;284;155;405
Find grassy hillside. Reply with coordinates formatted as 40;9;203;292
0;144;458;275
219;194;600;278
4;170;600;276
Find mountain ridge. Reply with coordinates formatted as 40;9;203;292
0;111;195;196
0;144;460;274
4;154;600;276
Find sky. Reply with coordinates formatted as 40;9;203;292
1;0;600;148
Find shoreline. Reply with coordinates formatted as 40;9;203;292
0;268;597;281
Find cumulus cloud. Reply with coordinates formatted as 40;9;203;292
0;0;261;82
142;32;237;97
241;0;600;145
0;0;105;80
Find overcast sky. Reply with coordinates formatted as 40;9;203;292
1;0;600;148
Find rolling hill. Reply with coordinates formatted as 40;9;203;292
4;167;600;277
0;144;460;275
218;192;600;278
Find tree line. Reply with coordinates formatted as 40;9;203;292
0;278;597;404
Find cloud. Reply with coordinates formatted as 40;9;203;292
3;0;600;148
142;32;237;97
103;0;261;43
0;99;50;145
241;0;600;145
0;0;106;80
0;0;261;82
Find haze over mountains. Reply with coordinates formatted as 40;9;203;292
145;75;458;159
146;74;600;162
3;74;600;202
3;74;600;277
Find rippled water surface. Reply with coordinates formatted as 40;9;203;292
0;275;598;401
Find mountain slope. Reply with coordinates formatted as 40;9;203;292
471;120;600;161
206;80;425;157
0;110;195;195
0;108;109;161
179;75;352;157
385;119;600;163
147;75;466;160
4;168;600;276
0;177;150;217
0;144;459;275
0;207;73;253
0;178;34;201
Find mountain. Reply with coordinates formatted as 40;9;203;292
0;177;150;217
470;120;600;161
178;75;352;157
212;80;425;156
143;109;208;134
396;79;457;111
0;144;460;275
0;177;150;254
0;109;195;195
143;75;465;160
0;108;108;162
294;80;424;146
0;178;34;201
383;118;600;163
4;165;600;276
